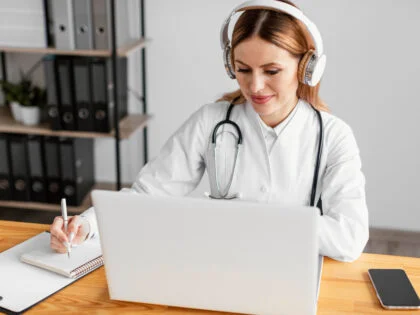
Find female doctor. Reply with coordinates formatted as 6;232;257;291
50;0;369;262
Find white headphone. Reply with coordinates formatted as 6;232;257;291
220;0;327;87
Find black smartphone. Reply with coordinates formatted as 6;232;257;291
368;268;420;309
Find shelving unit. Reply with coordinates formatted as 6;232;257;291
0;38;149;57
0;0;149;212
0;106;151;139
0;182;129;214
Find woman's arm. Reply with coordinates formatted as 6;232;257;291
79;104;212;239
318;120;369;262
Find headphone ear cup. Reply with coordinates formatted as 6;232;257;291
224;46;236;79
298;49;315;85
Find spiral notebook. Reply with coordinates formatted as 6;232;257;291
21;232;103;279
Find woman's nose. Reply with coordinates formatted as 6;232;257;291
249;74;265;93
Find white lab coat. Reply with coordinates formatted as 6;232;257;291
83;99;369;262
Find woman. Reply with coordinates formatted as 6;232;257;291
50;0;369;262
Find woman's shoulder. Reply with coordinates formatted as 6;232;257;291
194;100;244;120
301;100;354;138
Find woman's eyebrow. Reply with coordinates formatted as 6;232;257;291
235;60;284;67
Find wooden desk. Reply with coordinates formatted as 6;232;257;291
1;220;419;314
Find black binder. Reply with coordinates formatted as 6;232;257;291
0;133;12;200
28;135;48;203
43;55;62;130
9;135;31;201
44;136;62;204
59;137;94;206
91;57;128;132
57;57;77;130
73;57;94;131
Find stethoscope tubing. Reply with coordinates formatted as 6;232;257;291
210;98;324;215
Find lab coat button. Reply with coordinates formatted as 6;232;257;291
260;185;267;193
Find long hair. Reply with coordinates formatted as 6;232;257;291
218;0;329;112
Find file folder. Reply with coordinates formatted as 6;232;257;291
44;137;62;204
59;138;94;206
51;0;75;50
28;135;48;203
0;232;100;314
43;55;62;130
57;57;77;130
92;0;131;50
73;57;94;131
9;135;31;201
73;0;94;50
91;57;128;132
0;133;12;200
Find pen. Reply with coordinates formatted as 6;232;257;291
61;198;71;259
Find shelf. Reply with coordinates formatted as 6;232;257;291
0;106;151;139
0;182;130;214
0;38;150;57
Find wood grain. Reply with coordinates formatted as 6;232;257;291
1;221;420;314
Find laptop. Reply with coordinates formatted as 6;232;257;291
92;190;323;315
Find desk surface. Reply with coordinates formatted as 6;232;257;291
1;220;419;314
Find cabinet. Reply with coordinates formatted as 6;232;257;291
0;0;150;213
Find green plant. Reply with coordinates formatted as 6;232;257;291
0;77;46;107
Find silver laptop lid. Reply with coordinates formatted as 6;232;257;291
92;190;319;315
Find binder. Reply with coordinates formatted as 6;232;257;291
92;0;130;50
0;133;12;200
57;57;77;130
73;0;94;50
44;137;62;204
59;138;94;206
51;0;75;50
9;135;31;201
43;55;62;130
91;57;128;132
73;57;94;131
28;135;48;203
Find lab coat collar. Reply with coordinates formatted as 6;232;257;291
244;99;304;139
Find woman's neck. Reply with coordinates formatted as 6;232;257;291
259;96;299;128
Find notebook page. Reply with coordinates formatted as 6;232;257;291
21;232;102;278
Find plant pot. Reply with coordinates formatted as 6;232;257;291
10;101;22;122
21;106;41;126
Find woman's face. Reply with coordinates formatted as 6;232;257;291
233;36;300;124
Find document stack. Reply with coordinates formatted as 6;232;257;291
0;133;94;206
43;55;128;132
50;0;133;50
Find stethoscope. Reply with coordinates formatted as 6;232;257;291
208;97;324;215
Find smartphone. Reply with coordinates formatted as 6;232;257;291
368;269;420;309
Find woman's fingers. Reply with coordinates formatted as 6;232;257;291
50;234;68;253
50;215;90;253
50;216;68;243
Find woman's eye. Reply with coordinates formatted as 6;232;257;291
236;68;250;73
266;70;280;75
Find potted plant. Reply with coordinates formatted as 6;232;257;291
1;77;46;126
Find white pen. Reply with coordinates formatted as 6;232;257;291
61;198;71;259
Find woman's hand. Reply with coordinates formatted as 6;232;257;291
50;215;90;253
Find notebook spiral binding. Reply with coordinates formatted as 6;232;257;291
70;256;104;278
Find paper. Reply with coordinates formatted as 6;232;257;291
21;232;102;278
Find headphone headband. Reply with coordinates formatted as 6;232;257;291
220;0;324;56
220;0;326;86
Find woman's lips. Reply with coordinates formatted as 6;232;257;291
251;95;273;104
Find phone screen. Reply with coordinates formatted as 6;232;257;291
368;269;420;309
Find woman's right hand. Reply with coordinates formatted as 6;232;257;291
50;215;90;253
